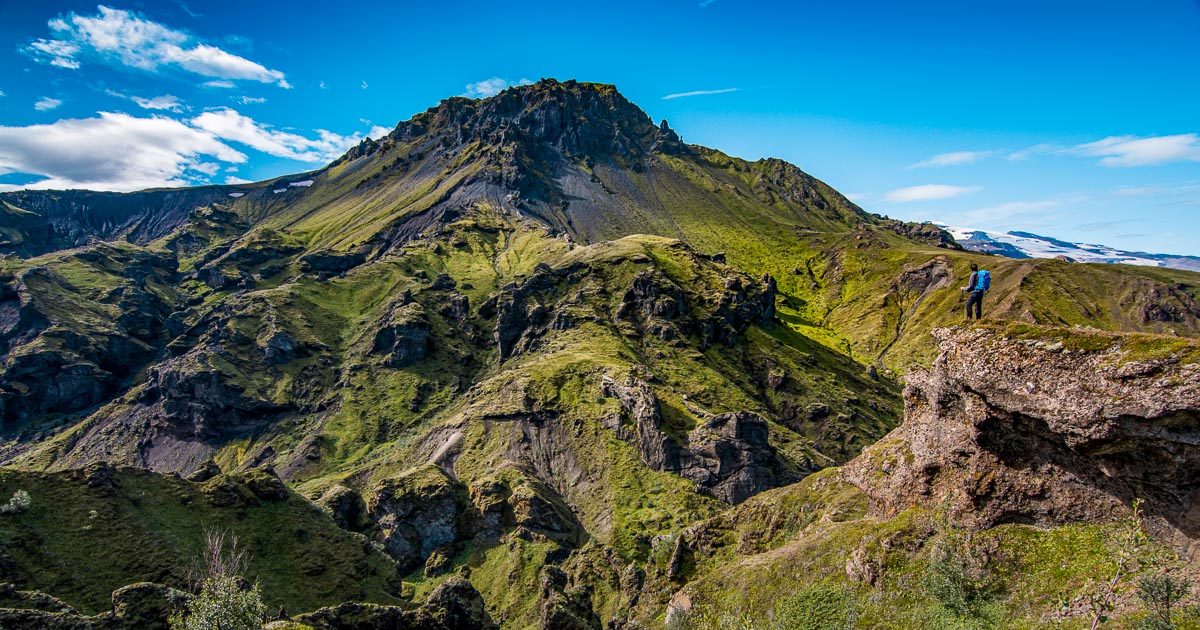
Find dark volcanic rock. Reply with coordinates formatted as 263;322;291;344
368;466;472;573
538;566;602;630
417;576;499;630
601;375;797;503
299;251;367;276
372;302;430;368
318;484;371;531
0;187;232;258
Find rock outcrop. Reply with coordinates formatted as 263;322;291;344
845;325;1200;554
602;375;798;503
368;465;473;573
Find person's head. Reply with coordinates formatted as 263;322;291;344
970;263;978;272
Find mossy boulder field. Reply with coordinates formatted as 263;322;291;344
2;80;1199;629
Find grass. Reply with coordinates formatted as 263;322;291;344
0;466;401;615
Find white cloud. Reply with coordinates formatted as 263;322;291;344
1006;143;1060;161
237;96;266;105
204;80;236;88
0;89;5;97
224;175;250;184
965;199;1059;220
0;111;245;192
843;192;870;202
1114;186;1161;197
882;184;982;203
464;77;534;98
368;125;391;140
1071;134;1200;167
319;81;326;90
908;150;993;169
134;94;183;111
27;38;81;68
26;6;289;87
105;89;184;112
361;80;368;90
662;88;738;100
34;97;63;111
190;107;366;163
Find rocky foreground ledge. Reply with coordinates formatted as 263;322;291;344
845;323;1200;556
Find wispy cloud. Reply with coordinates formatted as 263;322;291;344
361;80;368;90
236;96;266;105
1070;134;1200;167
204;80;235;89
25;6;290;88
882;184;981;203
1077;219;1137;232
106;90;184;112
224;175;250;185
662;87;738;100
1113;186;1161;197
844;192;870;202
0;89;5;98
969;199;1060;218
464;77;534;99
699;0;718;6
1006;143;1060;161
952;195;1089;227
908;150;993;169
34;97;62;111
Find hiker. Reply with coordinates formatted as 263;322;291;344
962;263;990;320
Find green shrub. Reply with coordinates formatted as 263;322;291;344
170;528;267;630
170;574;267;630
1135;575;1192;630
922;508;996;619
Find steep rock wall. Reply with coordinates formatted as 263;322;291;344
845;324;1200;555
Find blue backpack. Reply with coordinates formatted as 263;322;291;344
976;269;991;291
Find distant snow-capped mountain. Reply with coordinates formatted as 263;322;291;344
938;225;1200;272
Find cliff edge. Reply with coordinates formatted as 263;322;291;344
845;323;1200;557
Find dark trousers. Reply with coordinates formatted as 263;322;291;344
966;290;984;319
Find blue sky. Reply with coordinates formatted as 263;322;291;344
1;1;1198;255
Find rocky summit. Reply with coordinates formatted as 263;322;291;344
2;80;1200;628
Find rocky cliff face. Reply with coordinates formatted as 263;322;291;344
845;324;1200;555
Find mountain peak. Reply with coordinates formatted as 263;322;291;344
391;78;665;165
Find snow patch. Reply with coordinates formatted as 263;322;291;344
273;188;287;194
228;192;245;198
288;180;314;187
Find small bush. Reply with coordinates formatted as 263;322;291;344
169;575;267;630
922;507;997;619
170;527;266;630
0;489;31;515
1135;575;1192;630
